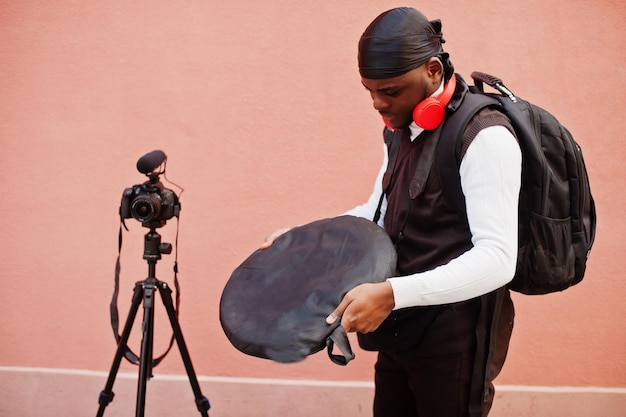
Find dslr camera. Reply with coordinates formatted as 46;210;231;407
120;150;181;227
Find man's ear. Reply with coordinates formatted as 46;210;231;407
426;57;444;78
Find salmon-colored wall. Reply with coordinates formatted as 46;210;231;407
1;0;624;396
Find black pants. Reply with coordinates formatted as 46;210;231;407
371;290;514;417
373;347;475;417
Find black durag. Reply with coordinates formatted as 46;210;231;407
358;7;454;80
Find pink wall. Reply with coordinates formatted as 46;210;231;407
0;0;624;409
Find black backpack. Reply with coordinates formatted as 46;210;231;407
437;72;597;295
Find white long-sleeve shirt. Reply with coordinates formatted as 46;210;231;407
345;120;522;310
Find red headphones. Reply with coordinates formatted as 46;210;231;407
413;73;457;130
382;74;457;131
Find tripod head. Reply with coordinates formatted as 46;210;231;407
143;227;172;263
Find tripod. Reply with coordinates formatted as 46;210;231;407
97;227;210;417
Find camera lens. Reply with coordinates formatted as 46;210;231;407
130;194;161;223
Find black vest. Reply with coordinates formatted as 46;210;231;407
358;76;513;353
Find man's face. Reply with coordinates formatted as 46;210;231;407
361;65;435;129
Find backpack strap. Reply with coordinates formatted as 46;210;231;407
437;92;503;217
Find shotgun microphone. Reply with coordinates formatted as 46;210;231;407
136;150;167;174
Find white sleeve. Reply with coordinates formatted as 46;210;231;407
342;142;388;227
388;125;522;308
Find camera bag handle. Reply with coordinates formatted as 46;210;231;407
110;221;180;366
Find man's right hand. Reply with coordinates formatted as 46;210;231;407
260;227;292;249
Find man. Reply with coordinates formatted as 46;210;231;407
263;7;521;417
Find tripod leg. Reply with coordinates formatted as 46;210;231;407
158;281;211;416
135;279;157;417
97;282;144;417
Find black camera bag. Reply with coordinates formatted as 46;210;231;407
219;215;397;365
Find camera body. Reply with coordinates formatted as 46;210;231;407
120;179;180;227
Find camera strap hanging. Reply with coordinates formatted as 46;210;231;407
110;220;181;366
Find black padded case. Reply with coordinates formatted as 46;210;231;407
219;216;397;365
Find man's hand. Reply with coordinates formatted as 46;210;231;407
260;227;292;249
326;281;395;333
